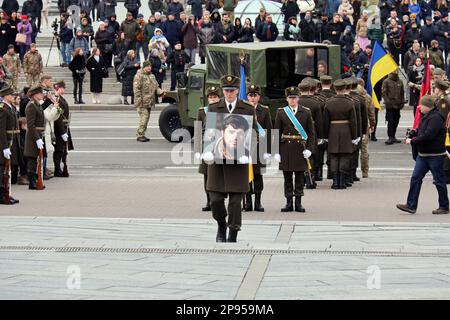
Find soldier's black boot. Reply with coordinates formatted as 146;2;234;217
331;174;339;189
243;193;253;211
216;217;227;243
254;193;264;212
281;197;294;212
28;173;37;190
227;229;238;243
295;196;306;212
202;193;211;211
305;173;316;189
338;173;347;189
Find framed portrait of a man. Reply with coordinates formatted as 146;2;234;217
203;112;254;163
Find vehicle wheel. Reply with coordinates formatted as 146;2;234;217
159;104;192;142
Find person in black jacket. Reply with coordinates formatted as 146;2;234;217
237;18;254;43
281;0;300;24
326;13;344;45
420;16;435;48
166;41;189;91
397;95;449;215
68;47;87;104
86;47;106;103
299;10;316;42
2;0;20;15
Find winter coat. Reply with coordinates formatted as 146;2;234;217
0;23;12;57
24;99;45;159
121;57;139;96
407;64;424;107
356;18;368;38
420;23;436;48
284;22;301;41
58;0;78;13
181;23;199;49
16;21;33;46
162;20;182;47
325;0;341;17
69;36;89;55
148;0;167;15
168;2;183;20
133;69;163;109
368;24;384;46
86;56;105;93
326;22;343;45
382;73;405;109
222;22;235;43
166;49;190;73
430;47;445;69
124;0;141;12
405;27;422;49
237;26;254;43
121;18;140;41
411;108;446;155
79;0;94;15
1;0;19;15
59;26;74;44
338;2;354;25
144;21;157;42
435;19;450;50
69;54;87;80
256;22;278;42
104;0;117;18
23;50;42;75
299;19;316;42
281;0;300;23
198;22;215;57
188;0;203;18
94;29;113;55
149;55;165;84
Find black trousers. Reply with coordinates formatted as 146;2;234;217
209;192;242;231
73;76;83;101
247;174;263;194
351;149;360;172
386;108;401;138
329;153;352;175
129;9;139;19
26;157;37;176
202;173;210;203
283;171;304;198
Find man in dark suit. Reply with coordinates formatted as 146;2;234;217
203;75;256;243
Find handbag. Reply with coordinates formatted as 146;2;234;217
116;61;125;77
15;33;27;44
102;66;109;78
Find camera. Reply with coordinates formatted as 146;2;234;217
51;18;59;36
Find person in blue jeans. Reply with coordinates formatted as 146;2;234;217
397;95;449;215
59;20;74;67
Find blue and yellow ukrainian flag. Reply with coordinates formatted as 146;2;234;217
366;41;399;110
239;62;254;182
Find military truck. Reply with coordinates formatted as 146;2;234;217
158;41;341;142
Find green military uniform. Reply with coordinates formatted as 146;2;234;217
298;81;323;188
244;84;272;212
24;85;46;190
274;86;315;213
52;81;74;177
357;83;376;178
382;72;405;144
0;86;20;204
434;80;450;182
195;86;221;211
323;80;358;189
349;76;368;182
206;75;257;243
133;62;164;141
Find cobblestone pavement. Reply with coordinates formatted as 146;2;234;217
1;217;449;300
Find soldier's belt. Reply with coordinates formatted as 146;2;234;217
6;130;20;134
281;134;304;140
35;127;45;131
63;120;70;123
331;120;350;124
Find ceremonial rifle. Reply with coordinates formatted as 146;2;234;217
301;140;314;187
3;158;10;203
37;149;44;190
62;139;69;177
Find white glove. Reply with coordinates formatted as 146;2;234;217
194;152;202;160
273;153;281;163
238;155;249;164
303;149;312;159
61;133;69;142
352;137;361;145
324;139;328;142
3;148;11;159
36;139;44;149
202;151;214;162
263;153;271;160
318;139;325;145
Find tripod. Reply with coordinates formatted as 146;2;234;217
46;33;62;67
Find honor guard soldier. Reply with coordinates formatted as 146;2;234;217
205;75;257;243
274;86;315;213
243;84;272;212
433;80;450;183
195;86;221;212
24;85;46;190
319;75;336;99
40;75;54;180
52;80;74;177
349;76;368;182
0;86;20;204
323;80;358;189
298;81;323;187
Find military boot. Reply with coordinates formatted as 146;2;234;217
254;193;264;212
305;173;316;189
338;173;347;189
331;174;339;189
345;173;353;187
28;173;37;190
280;197;294;212
243;193;253;211
227;229;238;242
294;196;306;212
216;217;227;243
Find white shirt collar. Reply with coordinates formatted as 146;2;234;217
290;105;298;115
225;99;238;113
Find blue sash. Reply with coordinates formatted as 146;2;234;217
204;106;208;113
256;122;266;138
283;106;308;140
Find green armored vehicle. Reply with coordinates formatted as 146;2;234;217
159;41;341;142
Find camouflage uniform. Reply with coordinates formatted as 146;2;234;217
23;50;43;88
2;53;21;91
133;68;163;138
357;85;376;178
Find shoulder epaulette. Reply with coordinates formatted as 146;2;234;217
301;106;311;111
259;104;269;109
0;103;3;109
242;100;254;107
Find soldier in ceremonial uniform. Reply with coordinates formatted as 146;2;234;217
319;75;336;99
0;86;20;204
298;81;323;187
52;80;74;177
195;86;221;212
433;80;450;183
40;75;54;180
243;84;272;212
323;80;358;189
349;76;368;182
274;86;315;213
205;75;257;243
24;85;46;190
134;61;165;142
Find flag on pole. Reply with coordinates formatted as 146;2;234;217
366;41;399;110
412;49;431;130
239;60;254;183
